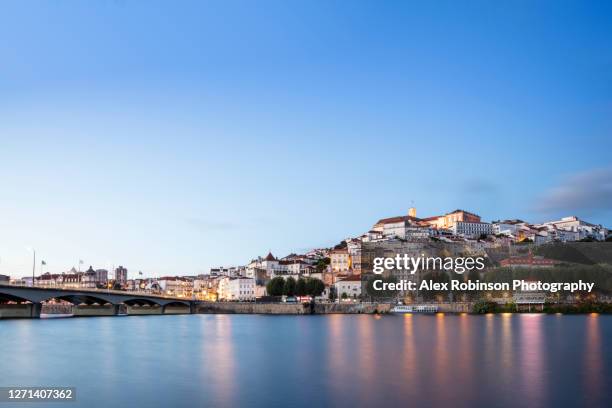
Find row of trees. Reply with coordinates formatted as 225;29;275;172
266;276;325;297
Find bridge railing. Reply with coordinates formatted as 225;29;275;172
0;282;190;300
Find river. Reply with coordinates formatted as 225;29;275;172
1;314;611;407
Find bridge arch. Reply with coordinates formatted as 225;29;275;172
123;298;163;307
162;300;191;307
0;292;33;304
1;285;192;311
39;294;116;306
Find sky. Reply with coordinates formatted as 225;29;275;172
1;0;611;278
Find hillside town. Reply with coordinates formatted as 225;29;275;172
4;208;610;302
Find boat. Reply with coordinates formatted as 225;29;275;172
391;305;438;313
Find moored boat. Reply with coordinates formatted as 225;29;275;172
391;305;438;313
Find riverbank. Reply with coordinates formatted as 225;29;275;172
196;302;392;314
473;300;612;314
197;301;611;315
3;301;611;319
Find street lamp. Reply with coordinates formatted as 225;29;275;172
25;246;35;287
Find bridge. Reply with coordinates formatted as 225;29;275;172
0;284;196;318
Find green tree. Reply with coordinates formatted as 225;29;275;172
328;286;337;301
333;241;348;250
316;258;330;273
341;292;348;300
284;277;297;296
266;277;285;297
306;277;325;296
296;277;307;296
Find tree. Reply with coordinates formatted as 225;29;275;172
333;240;348;250
284;277;296;296
316;257;330;273
306;277;325;296
341;292;348;300
328;286;337;301
296;277;307;296
266;277;285;297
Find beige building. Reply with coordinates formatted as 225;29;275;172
423;209;482;230
330;248;350;274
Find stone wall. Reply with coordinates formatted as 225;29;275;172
163;305;191;314
126;305;163;315
314;303;392;314
0;303;41;319
73;304;119;317
197;302;310;314
197;302;391;314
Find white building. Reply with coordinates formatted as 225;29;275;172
218;277;256;301
210;266;242;277
247;252;288;278
492;220;525;236
373;215;430;241
543;216;608;241
361;230;384;242
534;224;580;242
452;221;493;238
280;260;309;275
333;276;362;299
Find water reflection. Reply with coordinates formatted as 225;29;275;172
433;313;450;400
402;314;418;391
583;314;603;405
0;314;609;408
499;313;514;386
201;315;235;406
520;315;546;406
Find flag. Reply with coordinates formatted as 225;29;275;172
79;259;84;264
41;260;46;265
139;271;143;276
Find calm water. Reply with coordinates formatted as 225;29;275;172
1;314;611;408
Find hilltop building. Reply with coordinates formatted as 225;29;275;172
542;216;608;241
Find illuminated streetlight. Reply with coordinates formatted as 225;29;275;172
25;246;36;287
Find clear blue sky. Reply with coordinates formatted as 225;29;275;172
1;1;611;278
